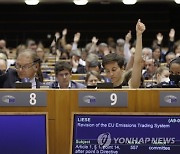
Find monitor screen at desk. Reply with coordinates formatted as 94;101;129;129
71;113;180;154
0;112;48;154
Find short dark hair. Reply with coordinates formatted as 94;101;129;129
102;53;125;68
169;56;180;67
54;61;72;75
26;39;36;47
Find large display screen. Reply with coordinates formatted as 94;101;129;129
71;113;180;154
0;113;48;154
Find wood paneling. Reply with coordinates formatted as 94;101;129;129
0;89;55;154
0;89;180;154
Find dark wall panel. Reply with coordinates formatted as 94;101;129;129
0;2;179;48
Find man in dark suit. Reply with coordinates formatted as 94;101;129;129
49;61;85;89
0;49;43;88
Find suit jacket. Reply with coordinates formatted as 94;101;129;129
72;64;86;74
0;68;42;88
49;80;86;89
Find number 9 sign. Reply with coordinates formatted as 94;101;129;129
110;93;117;106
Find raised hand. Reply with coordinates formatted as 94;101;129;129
156;33;163;44
55;32;60;42
74;32;81;43
71;55;79;68
169;28;175;41
62;28;67;36
131;19;145;88
92;36;98;44
125;30;132;43
51;32;60;47
136;19;146;35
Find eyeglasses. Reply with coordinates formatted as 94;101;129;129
15;62;35;70
58;72;70;78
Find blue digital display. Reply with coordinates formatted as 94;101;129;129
72;114;180;154
0;114;47;154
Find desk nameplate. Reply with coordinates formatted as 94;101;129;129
78;92;128;107
160;91;180;107
0;92;47;106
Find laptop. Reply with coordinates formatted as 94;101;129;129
96;82;113;89
86;85;97;89
15;82;32;88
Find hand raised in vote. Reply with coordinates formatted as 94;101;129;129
136;19;146;35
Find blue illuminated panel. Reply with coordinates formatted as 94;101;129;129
72;114;180;154
0;114;47;154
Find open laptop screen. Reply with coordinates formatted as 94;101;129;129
97;82;113;89
0;112;48;154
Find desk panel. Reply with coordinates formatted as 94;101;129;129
137;89;180;112
55;89;136;154
0;89;55;154
0;89;180;154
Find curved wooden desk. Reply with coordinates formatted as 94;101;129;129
0;88;179;154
